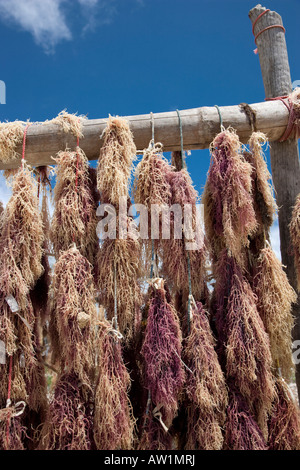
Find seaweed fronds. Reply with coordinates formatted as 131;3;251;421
224;388;268;450
0;411;27;450
268;377;300;450
50;149;99;265
213;251;275;436
202;128;257;265
39;372;94;450
162;168;207;300
290;193;300;291
48;110;85;138
0;121;26;163
97;116;136;205
184;302;228;450
48;245;97;383
0;165;44;289
97;232;142;343
247;132;277;232
253;246;297;381
141;281;185;429
133;142;171;209
93;319;136;450
225;264;275;433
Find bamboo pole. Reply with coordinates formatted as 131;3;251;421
249;4;300;402
0;99;292;170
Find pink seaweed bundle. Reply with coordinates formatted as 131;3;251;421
224;388;267;450
141;282;185;429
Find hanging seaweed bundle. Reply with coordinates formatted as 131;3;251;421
213;250;275;437
247;132;277;233
50;149;99;265
97;218;142;342
133;142;172;268
133;142;172;211
1;166;44;288
290;193;300;291
253;246;296;381
162;167;207;301
93;319;135;450
48;245;97;384
49;110;85;139
183;302;228;450
0;121;26;163
268;376;300;450
0;164;47;449
97;116;136;206
0;165;44;367
224;387;267;450
39;371;94;450
141;280;185;432
202;128;257;265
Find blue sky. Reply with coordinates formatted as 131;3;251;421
0;0;299;256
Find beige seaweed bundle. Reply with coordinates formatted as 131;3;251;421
50;149;99;265
202;128;257;266
133;142;172;211
97;116;136;205
97;227;142;342
247;132;277;233
184;302;228;450
0;121;26;163
161;167;207;302
213;251;276;441
48;245;97;384
0;164;46;449
290;193;300;291
253;246;297;381
1;165;44;288
49;110;85;138
133;142;173;274
268;376;300;450
93;319;136;450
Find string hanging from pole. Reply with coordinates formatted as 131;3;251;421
176;109;193;334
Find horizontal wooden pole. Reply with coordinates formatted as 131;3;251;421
0;100;291;170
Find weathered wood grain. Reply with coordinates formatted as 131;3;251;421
0;100;290;170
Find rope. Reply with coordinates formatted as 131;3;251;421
112;261;119;333
214;105;225;132
21;123;31;169
252;9;286;53
5;355;13;448
239;103;257;132
72;126;81;243
150;112;155;149
265;94;299;142
175;109;187;169
176;109;192;334
254;24;286;46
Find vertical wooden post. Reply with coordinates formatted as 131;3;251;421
249;5;300;401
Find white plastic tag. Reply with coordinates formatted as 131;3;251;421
0;340;6;364
5;295;20;313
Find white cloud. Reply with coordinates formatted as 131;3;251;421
0;173;12;207
0;0;72;53
269;218;281;261
78;0;99;6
